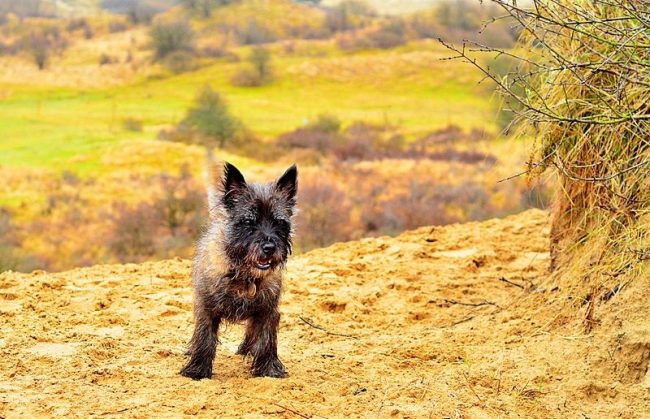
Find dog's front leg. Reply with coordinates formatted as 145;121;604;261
180;309;221;380
249;309;286;378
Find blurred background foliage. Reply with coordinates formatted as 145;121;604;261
0;0;549;272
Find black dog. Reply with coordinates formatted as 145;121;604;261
180;162;297;379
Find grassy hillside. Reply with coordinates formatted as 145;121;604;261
0;37;495;174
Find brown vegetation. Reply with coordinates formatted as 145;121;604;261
442;0;650;328
278;118;495;164
109;168;204;263
149;17;194;61
0;148;550;272
230;46;274;87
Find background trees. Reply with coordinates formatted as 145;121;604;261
181;85;241;148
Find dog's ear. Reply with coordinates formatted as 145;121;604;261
222;162;247;208
275;164;297;202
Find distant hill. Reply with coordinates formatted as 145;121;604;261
0;0;463;18
99;0;179;15
0;0;179;17
321;0;440;15
0;0;98;17
321;0;532;15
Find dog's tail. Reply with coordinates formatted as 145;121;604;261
205;149;223;219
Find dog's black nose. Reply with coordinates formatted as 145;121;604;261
262;242;276;256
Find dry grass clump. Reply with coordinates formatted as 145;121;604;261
527;2;648;330
457;0;650;330
441;0;649;330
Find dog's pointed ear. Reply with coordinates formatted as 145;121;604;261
275;164;297;202
222;162;247;208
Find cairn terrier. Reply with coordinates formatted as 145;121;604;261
180;162;297;380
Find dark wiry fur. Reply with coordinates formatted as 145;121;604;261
180;162;297;380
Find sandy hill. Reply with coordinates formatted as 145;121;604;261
0;209;648;417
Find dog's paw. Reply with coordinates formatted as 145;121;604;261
252;358;287;378
180;363;212;380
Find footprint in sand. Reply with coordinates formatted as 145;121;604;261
0;299;22;314
73;325;125;338
28;342;78;358
433;248;478;258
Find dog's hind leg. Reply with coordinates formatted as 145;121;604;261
236;318;255;356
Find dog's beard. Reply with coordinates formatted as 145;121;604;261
230;242;286;277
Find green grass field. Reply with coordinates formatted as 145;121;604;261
0;38;496;175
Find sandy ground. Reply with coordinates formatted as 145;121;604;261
1;209;648;417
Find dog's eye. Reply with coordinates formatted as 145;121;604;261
242;218;255;227
274;218;289;229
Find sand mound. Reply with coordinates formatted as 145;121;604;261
1;209;648;417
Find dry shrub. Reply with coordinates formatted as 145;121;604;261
162;50;198;74
149;18;194;61
336;121;386;159
279;119;379;158
231;46;274;87
109;202;158;261
278;119;497;163
123;2;158;24
0;207;49;272
384;180;487;231
291;160;548;251
309;114;341;133
99;53;117;66
65;18;88;33
181;0;233;18
522;1;649;330
22;25;68;70
0;208;20;271
277;114;340;150
234;19;277;45
277;127;336;152
409;0;518;48
444;0;650;330
353;173;492;236
325;0;376;33
107;18;129;33
158;123;195;144
295;176;354;251
200;44;228;58
230;68;264;87
109;167;206;263
336;18;407;51
421;149;496;165
0;40;18;56
277;114;341;153
366;19;407;49
154;171;204;244
413;125;464;145
122;117;143;132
